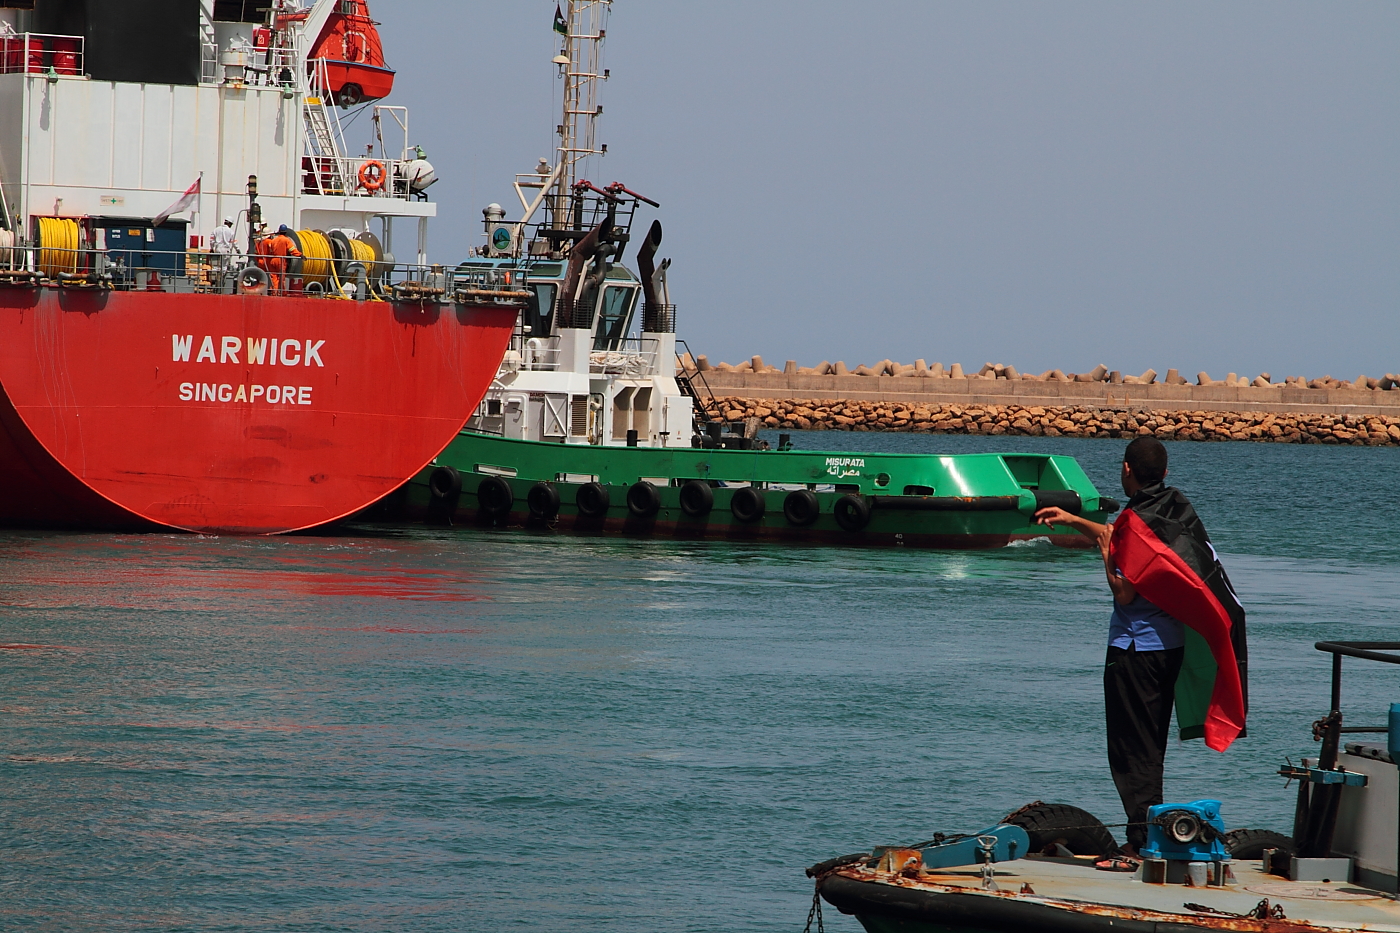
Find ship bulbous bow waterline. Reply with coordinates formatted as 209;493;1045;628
0;289;517;534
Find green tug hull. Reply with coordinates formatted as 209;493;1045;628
384;432;1117;548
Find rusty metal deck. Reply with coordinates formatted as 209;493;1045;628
821;855;1400;932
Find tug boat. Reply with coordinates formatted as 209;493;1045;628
375;0;1117;547
809;640;1400;932
0;1;518;533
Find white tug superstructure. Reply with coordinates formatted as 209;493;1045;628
461;0;700;450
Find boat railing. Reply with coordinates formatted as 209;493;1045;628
641;302;676;334
0;33;85;76
590;337;661;376
0;243;530;305
206;43;300;90
504;332;561;372
301;155;423;200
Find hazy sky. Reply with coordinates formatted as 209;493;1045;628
372;2;1397;380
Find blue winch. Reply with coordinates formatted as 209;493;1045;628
1139;799;1229;862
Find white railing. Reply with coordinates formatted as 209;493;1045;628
0;34;84;76
300;155;423;200
590;337;661;376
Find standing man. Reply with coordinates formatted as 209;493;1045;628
254;224;301;294
210;217;237;257
209;216;238;278
1034;437;1247;859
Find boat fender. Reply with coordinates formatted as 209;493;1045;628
730;486;766;523
428;465;461;500
526;482;560;520
476;476;514;518
833;494;870;532
678;480;713;517
1033;489;1082;516
576;481;610;518
626;481;661;518
236;265;269;295
783;489;820;526
358;160;386;192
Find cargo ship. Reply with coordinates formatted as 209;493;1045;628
0;0;520;534
374;0;1116;547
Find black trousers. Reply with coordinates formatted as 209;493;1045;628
1105;643;1185;850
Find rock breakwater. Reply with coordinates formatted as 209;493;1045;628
712;396;1400;445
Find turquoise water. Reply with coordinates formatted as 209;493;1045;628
1;434;1396;931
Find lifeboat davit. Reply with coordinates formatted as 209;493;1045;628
309;0;395;107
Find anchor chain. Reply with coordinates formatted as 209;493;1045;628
802;881;826;933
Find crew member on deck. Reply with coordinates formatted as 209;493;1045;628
255;224;302;294
1032;438;1185;861
210;217;237;256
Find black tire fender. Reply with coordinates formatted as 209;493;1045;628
1003;802;1119;857
627;481;661;517
678;480;714;517
576;482;610;518
1224;828;1294;860
783;489;820;526
428;465;461;500
833;494;871;532
730;486;766;523
476;475;514;517
526;482;560;520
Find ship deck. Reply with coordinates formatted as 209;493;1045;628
822;855;1400;932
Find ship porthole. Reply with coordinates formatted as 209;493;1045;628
783;489;820;526
627;481;661;518
527;482;560;520
730;486;766;524
576;482;611;518
678;480;713;517
477;476;514;518
833;494;871;532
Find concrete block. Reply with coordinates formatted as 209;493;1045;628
1109;371;1122;384
783;360;797;375
950;363;965;378
834;361;850;376
1089;364;1108;381
696;354;711;372
1140;369;1157;385
1290;857;1351;884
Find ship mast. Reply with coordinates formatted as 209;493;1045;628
549;0;611;230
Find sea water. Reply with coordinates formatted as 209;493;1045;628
1;434;1396;932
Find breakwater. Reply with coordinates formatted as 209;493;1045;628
710;395;1400;445
687;359;1400;418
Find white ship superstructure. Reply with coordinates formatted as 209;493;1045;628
0;0;432;264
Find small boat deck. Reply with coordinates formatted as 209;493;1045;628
822;854;1400;932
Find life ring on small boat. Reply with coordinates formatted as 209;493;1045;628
679;480;713;517
627;481;661;518
783;489;820;526
358;160;386;191
476;476;514;518
527;482;560;520
576;481;610;518
730;486;766;524
236;265;269;295
428;465;461;500
833;494;870;532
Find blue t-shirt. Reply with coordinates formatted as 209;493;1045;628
1109;588;1185;651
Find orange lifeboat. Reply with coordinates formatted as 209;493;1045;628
304;0;395;107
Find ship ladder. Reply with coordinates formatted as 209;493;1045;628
302;80;348;195
675;339;722;434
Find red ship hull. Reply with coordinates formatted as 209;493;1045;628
0;289;515;534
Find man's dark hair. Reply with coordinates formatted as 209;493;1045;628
1124;436;1168;485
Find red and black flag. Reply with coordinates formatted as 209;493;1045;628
1110;484;1247;751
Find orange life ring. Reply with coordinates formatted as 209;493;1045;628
358;160;386;191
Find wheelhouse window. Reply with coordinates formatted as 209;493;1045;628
593;285;638;349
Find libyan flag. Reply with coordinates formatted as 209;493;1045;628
554;5;568;35
1110;483;1248;752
